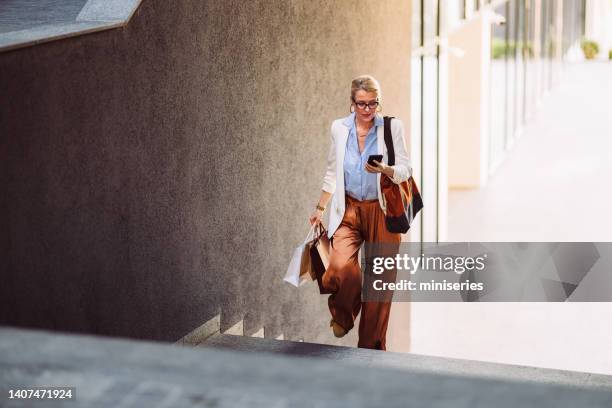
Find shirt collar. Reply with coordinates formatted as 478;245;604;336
373;113;384;127
342;112;384;128
341;113;354;127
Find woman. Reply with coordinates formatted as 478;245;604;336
309;75;412;351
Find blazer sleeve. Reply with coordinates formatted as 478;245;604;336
321;121;337;194
389;118;413;184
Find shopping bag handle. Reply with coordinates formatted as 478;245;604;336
304;224;317;244
314;223;327;240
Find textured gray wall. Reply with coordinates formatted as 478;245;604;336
0;0;411;345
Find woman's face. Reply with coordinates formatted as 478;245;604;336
352;90;379;123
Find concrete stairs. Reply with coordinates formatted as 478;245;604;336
2;326;612;407
174;313;284;346
175;314;285;346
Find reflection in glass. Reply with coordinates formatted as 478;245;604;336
421;0;439;242
489;2;508;171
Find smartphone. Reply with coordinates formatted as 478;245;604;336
367;154;383;166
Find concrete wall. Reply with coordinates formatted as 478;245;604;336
0;0;411;346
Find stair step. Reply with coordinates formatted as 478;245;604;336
201;333;612;391
176;314;220;346
221;319;244;336
250;327;264;338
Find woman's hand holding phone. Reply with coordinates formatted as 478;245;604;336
365;154;384;173
365;154;394;178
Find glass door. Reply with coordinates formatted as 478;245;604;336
411;0;441;242
489;1;508;172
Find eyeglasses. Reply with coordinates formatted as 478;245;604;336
352;98;379;110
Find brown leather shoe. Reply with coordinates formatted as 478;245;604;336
330;319;347;338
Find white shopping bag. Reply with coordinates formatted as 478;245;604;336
283;225;316;287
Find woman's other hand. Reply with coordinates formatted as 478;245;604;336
309;208;323;226
310;192;331;226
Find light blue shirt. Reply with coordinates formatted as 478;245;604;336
343;113;384;201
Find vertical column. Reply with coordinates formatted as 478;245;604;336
447;14;491;189
533;0;543;102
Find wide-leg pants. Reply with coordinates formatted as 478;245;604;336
321;195;401;350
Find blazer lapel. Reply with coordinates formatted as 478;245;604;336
376;118;387;211
335;123;350;213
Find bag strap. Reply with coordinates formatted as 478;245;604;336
383;116;395;166
314;223;327;241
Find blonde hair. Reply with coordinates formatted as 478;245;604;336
350;75;382;103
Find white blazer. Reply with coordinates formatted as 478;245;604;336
321;113;413;239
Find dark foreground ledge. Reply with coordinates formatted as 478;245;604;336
1;326;612;407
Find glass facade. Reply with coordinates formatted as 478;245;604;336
562;0;586;55
488;0;584;173
411;0;586;242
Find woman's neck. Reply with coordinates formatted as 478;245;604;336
355;116;374;130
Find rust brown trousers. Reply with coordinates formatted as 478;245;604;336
321;195;401;350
